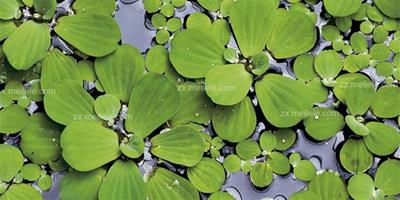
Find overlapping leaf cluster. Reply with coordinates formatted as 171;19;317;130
0;0;399;199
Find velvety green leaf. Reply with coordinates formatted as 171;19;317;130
170;82;214;126
40;48;80;90
208;192;234;200
323;0;362;17
37;175;52;191
289;191;319;200
169;29;225;78
146;45;170;73
339;139;373;173
0;104;29;134
348;173;374;200
274;128;297;151
293;54;317;82
0;144;24;182
59;168;106;200
364;122;400;156
98;160;146;200
0;184;42;200
60;121;120;171
187;158;225;193
150;126;204;167
125;73;180;138
305;78;329;103
3;21;50;70
230;0;278;57
147;168;199;200
55;14;120;57
267;10;317;59
43;79;96;126
210;19;231;45
0;20;17;41
143;0;161;13
20;163;41;181
72;0;116;15
186;13;211;31
371;85;400;118
94;94;121;121
95;44;144;102
303;108;345;141
20;113;62;164
293;160;316;181
266;151;290;175
308;171;348;200
314;50;343;80
374;0;400;18
255;74;314;127
205;64;252;105
250;162;273;187
198;0;221;11
375;159;400;195
345;115;369;136
333;73;375;115
250;52;269;75
259;131;277;152
0;0;19;20
212;97;256;143
236;139;261;160
120;135;144;159
223;154;241;173
33;0;56;20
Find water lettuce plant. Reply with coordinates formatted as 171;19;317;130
0;0;399;199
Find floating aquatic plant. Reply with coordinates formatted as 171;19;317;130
0;0;399;199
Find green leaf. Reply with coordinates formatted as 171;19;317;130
236;139;261;160
212;97;256;143
293;160;316;181
43;79;96;126
3;21;50;70
55;14;120;57
37;175;52;191
0;20;17;41
250;52;269;75
94;94;121;121
20;163;41;181
259;131;277;152
339;139;373;173
33;0;56;20
0;0;19;20
255;74;314;127
267;10;317;59
250;162;273;187
20;113;62;164
98;160;146;200
0;105;29;134
146;45;170;74
333;73;375;115
205;64;252;105
59;168;106;200
143;0;161;13
0;144;24;182
209;192;234;200
314;50;343;80
345;115;369;136
374;0;400;18
198;0;221;11
150;126;204;167
148;168;199;200
169;29;225;78
210;19;231;45
186;13;211;31
293;54;317;82
40;48;80;90
303;108;345;141
125;73;181;138
170;82;214;126
230;0;278;58
371;85;400;118
323;0;362;17
166;18;182;32
266;151;290;175
0;184;42;200
72;0;116;15
274;128;297;151
76;60;96;82
120;135;144;159
95;44;144;102
223;154;241;173
364;122;400;156
308;171;348;200
347;173;375;200
187;158;225;193
375;159;400;195
60;121;120;171
289;191;319;200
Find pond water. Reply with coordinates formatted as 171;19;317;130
17;0;398;199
